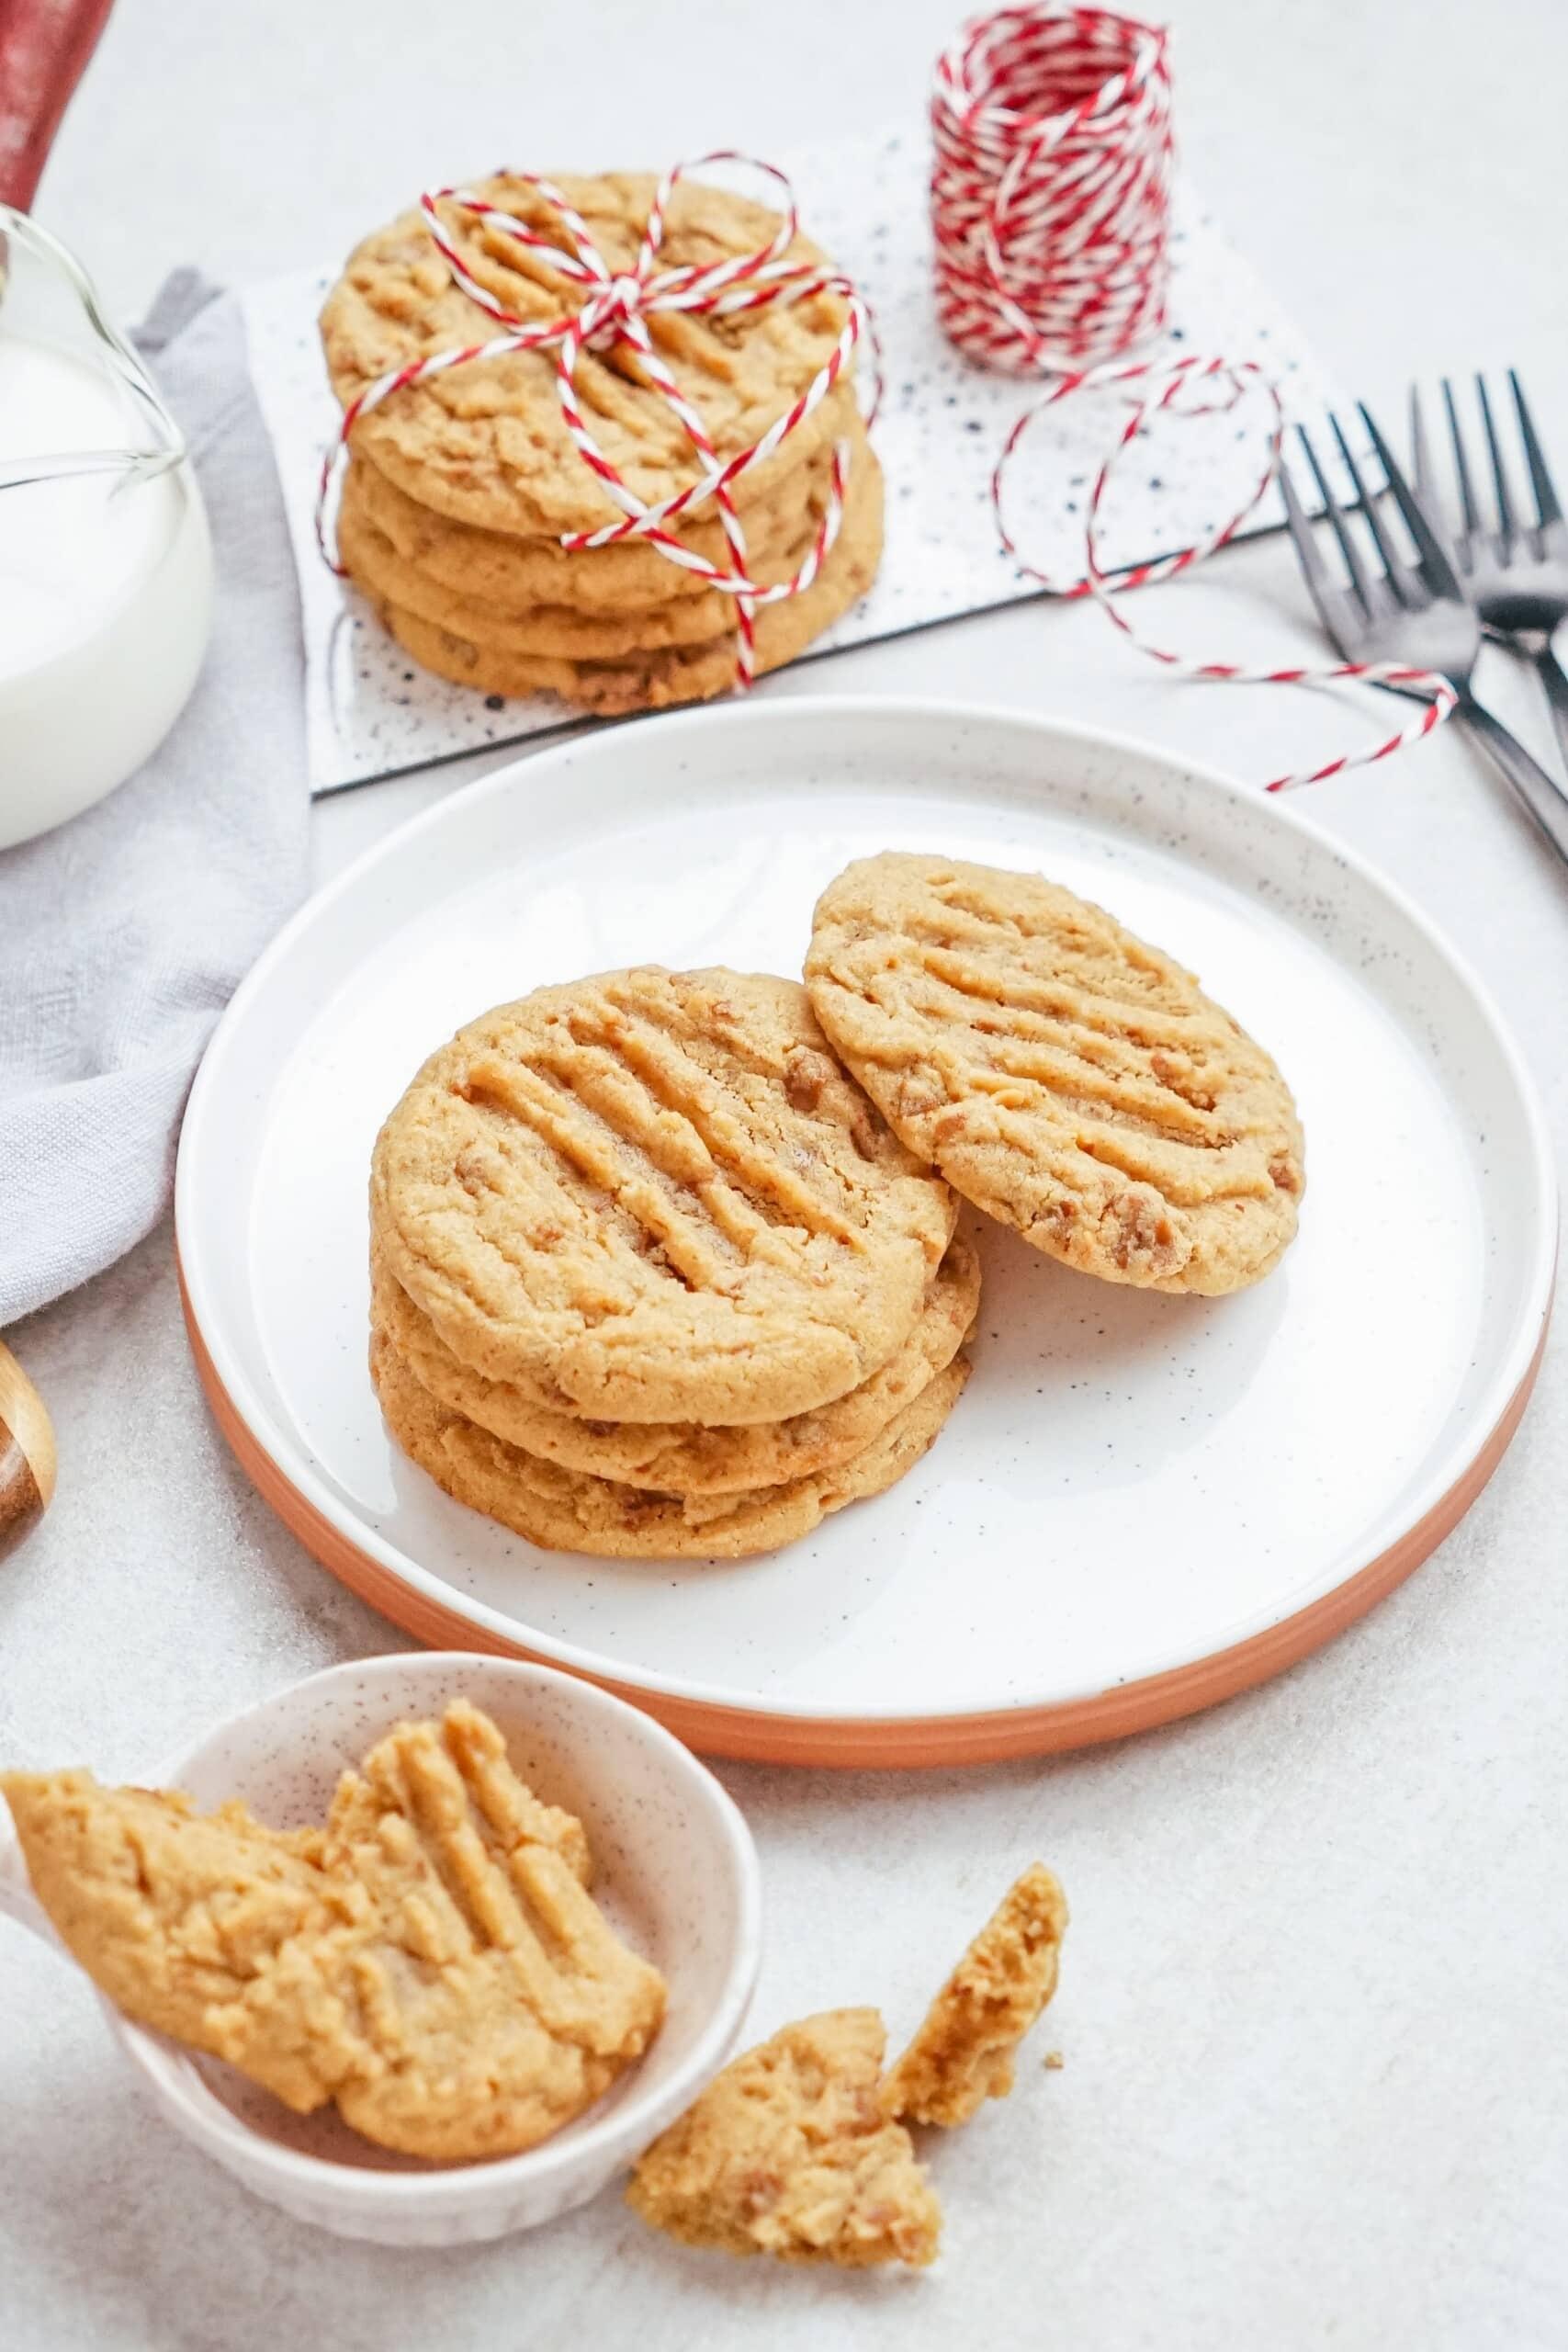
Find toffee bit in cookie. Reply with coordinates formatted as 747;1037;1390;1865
849;1102;884;1161
1103;1187;1179;1276
782;1045;835;1112
626;2008;942;2268
2;1701;666;2165
880;1864;1068;2129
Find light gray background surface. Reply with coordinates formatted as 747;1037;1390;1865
5;3;1567;2346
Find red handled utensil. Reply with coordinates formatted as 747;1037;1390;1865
0;0;115;212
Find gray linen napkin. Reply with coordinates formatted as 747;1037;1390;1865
0;271;309;1325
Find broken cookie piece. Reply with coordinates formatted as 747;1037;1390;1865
0;1773;348;2112
627;2007;941;2267
2;1699;665;2163
881;1863;1068;2127
316;1707;665;2161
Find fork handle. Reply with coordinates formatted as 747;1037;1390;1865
1529;644;1568;783
1455;693;1568;865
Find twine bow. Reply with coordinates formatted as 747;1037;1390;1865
318;154;874;684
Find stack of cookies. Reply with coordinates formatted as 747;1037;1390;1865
320;173;883;713
368;968;976;1561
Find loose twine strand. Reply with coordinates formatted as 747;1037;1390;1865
931;2;1455;789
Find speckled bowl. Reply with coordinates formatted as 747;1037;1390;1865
0;1654;761;2245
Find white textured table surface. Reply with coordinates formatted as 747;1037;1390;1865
6;3;1568;2346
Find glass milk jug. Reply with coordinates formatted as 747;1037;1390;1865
0;207;214;848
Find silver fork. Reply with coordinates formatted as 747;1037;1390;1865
1411;371;1568;769
1279;409;1568;865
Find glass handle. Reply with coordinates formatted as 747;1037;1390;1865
0;201;186;486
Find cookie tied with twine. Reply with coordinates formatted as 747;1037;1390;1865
318;160;881;707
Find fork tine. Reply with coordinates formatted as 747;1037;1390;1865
1296;423;1376;615
1355;401;1463;598
1507;368;1563;528
1276;450;1340;639
1442;379;1483;539
1476;374;1518;545
1409;383;1436;509
1328;410;1411;601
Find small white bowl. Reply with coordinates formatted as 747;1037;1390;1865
0;1654;761;2244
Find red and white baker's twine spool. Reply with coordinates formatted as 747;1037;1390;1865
316;155;874;685
933;3;1456;789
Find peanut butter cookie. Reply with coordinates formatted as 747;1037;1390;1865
371;1334;969;1560
371;966;954;1425
627;2008;942;2267
806;853;1304;1295
369;1234;979;1495
341;499;736;658
1;1776;342;2110
881;1864;1068;2128
363;440;882;710
341;397;856;617
336;413;866;659
2;1702;664;2164
321;173;854;538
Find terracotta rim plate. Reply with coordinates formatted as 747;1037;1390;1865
176;696;1556;1766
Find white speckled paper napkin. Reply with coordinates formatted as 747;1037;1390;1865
243;126;1364;795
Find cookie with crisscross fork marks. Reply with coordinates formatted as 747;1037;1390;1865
317;1704;665;2158
370;1329;969;1559
806;854;1304;1296
339;409;852;617
370;1234;978;1496
320;175;852;540
336;407;864;650
371;968;956;1426
355;440;884;714
3;1701;665;2162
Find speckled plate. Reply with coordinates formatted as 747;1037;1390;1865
175;698;1555;1765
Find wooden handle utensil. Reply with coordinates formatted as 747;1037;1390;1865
0;1340;56;1557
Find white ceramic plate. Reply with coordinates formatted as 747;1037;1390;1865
175;698;1555;1765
